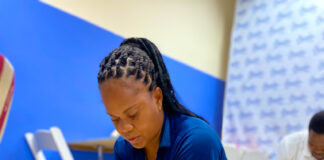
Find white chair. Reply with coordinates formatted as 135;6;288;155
25;126;74;160
241;148;269;160
223;143;269;160
223;143;243;160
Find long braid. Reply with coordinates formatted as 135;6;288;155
98;37;206;121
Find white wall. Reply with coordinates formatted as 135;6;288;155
41;0;236;80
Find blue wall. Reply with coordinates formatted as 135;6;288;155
0;0;225;159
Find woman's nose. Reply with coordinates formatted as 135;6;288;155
118;120;134;133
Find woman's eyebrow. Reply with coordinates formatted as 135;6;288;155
107;112;116;117
106;104;138;117
123;104;138;114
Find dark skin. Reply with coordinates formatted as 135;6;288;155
308;129;324;160
99;75;164;160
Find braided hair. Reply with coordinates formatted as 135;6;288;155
98;37;205;121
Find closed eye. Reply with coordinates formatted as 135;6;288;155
111;117;120;122
128;113;138;119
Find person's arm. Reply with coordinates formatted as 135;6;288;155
277;137;290;160
175;127;227;160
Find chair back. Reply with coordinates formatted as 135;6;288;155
25;126;74;160
0;54;15;143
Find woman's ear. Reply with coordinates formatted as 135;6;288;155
153;87;163;111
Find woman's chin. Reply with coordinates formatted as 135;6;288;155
127;136;145;149
130;142;145;149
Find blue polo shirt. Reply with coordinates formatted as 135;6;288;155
114;113;227;160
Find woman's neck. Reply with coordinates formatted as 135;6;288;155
144;113;164;160
145;131;161;160
145;147;157;160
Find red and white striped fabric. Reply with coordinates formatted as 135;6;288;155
0;54;15;142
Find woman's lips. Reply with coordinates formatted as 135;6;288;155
128;136;139;143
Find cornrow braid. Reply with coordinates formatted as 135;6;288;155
98;37;206;122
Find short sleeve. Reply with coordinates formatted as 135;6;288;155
114;137;133;160
175;127;227;160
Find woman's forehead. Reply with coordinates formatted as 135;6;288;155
101;76;149;92
101;78;152;115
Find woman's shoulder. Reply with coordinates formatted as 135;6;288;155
170;114;222;146
169;114;227;159
170;114;213;136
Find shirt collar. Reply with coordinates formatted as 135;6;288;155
159;113;171;148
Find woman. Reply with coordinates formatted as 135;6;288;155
97;38;227;160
